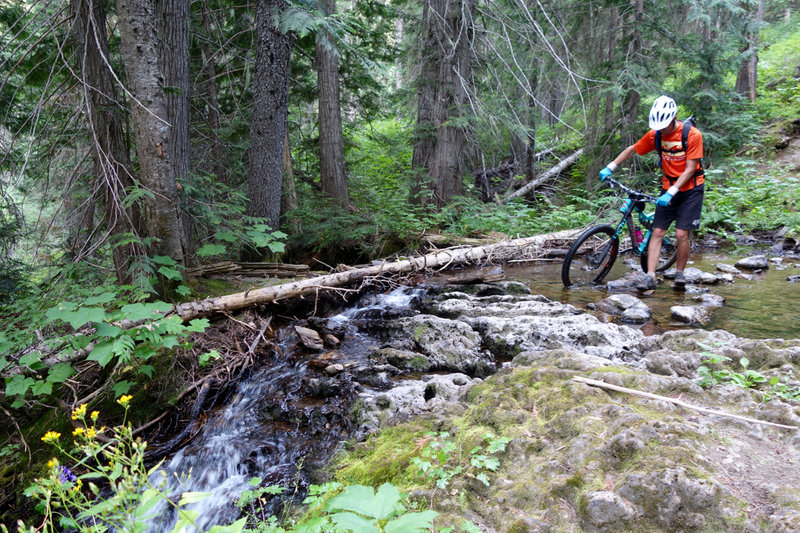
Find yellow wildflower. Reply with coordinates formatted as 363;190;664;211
86;427;97;440
70;479;83;492
47;458;58;468
90;411;99;421
117;395;133;407
41;431;61;443
72;427;85;436
71;404;87;420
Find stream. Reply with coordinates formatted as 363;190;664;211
145;249;800;530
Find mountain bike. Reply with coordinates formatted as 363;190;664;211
561;177;677;287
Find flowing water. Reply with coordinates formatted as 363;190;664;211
505;251;800;339
145;288;422;531
145;251;800;529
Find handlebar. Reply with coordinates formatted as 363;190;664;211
603;177;657;203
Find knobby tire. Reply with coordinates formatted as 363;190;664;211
561;225;619;287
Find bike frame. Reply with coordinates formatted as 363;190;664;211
604;177;658;257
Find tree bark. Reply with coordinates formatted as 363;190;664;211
246;0;290;232
199;0;226;184
316;0;349;210
158;0;193;260
411;0;475;208
72;0;144;284
735;0;763;103
281;130;300;233
116;0;186;267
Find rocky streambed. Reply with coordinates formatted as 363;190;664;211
325;280;800;532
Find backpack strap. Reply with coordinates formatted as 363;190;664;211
657;118;704;188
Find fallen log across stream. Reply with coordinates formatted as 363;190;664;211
171;229;581;321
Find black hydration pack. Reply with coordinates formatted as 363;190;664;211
655;115;705;186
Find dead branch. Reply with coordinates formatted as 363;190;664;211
572;376;798;430
502;148;584;203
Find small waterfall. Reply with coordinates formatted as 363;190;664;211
144;287;423;531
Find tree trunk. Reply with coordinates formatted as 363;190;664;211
316;0;349;210
116;0;186;267
199;0;226;184
281;130;300;233
72;0;144;284
621;0;643;146
246;0;290;232
411;0;475;208
735;0;763;103
158;0;193;262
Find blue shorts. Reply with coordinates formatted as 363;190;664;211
654;184;704;231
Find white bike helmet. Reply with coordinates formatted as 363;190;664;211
648;95;677;130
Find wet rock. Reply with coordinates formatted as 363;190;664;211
735;255;770;270
325;364;344;375
497;281;531;295
295;325;324;350
617;468;722;530
579;491;636;532
683;266;722;284
696;293;725;307
370;347;432;371
787;275;800;283
323;334;341;348
716;263;741;274
770;257;784;265
384;314;493;375
606;271;654;292
670;305;711;325
596;294;651;323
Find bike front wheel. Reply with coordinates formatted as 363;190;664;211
640;233;678;272
561;225;619;287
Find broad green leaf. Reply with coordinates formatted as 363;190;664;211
176;285;192;296
248;477;262;486
329;512;379;533
95;322;123;339
112;380;133;398
120;302;172;321
66;307;106;329
47;363;75;383
45;302;78;323
137;365;155;377
385;510;438;533
5;375;34;397
268;242;286;253
197;243;226;257
158;266;183;281
178;491;212;506
30;380;53;396
85;292;116;306
88;341;115;367
327;483;401;521
215;230;238;242
186;318;210;333
18;352;42;368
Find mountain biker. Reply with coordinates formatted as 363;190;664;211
598;95;704;290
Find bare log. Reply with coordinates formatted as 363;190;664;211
502;148;584;203
172;229;581;321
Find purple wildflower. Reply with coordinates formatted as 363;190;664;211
58;465;77;484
